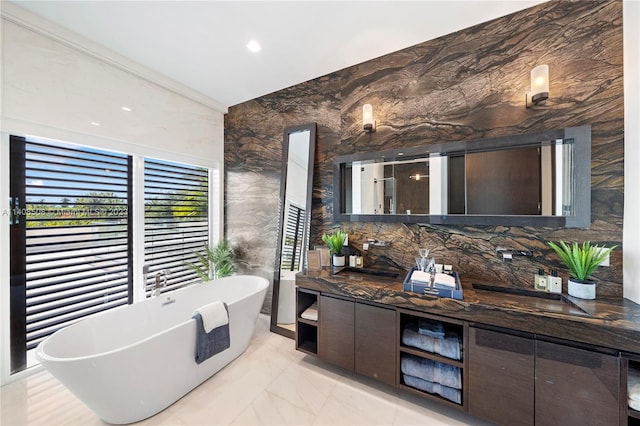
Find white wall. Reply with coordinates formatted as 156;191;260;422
1;11;224;165
624;0;640;303
0;3;224;384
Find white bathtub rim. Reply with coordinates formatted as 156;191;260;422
34;320;187;365
35;275;268;364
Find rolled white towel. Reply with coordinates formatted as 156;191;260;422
194;301;229;333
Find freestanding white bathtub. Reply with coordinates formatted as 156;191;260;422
34;275;269;424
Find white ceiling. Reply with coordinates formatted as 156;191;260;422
11;0;547;110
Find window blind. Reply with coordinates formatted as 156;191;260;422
144;158;209;293
18;138;132;352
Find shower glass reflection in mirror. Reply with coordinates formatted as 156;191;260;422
344;141;574;217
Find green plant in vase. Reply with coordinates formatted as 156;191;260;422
547;240;616;299
322;230;348;267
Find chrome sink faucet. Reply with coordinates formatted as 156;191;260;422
151;269;171;297
496;247;533;262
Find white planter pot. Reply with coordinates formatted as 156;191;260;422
567;278;596;299
332;254;346;267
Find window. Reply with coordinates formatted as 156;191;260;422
8;136;213;375
9;136;131;373
144;158;209;293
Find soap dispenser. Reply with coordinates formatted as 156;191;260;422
547;270;562;294
534;268;548;291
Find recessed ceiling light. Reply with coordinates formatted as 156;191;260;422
90;122;100;126
246;40;261;53
121;106;132;112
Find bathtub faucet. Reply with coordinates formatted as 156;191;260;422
152;269;171;297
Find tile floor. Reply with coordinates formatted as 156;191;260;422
1;315;491;425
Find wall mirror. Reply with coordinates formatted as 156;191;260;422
271;123;316;338
334;125;590;228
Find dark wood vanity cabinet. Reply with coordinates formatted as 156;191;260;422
298;285;624;425
535;340;620;426
354;302;396;386
319;295;355;370
468;326;620;426
317;294;396;386
468;326;535;426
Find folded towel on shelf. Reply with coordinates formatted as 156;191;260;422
301;302;318;321
434;272;456;288
402;323;461;360
192;302;230;364
403;374;461;404
400;354;462;389
417;318;445;338
194;301;229;333
629;365;640;408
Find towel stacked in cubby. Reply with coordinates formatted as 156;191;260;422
417;318;445;338
400;354;462;389
301;303;318;321
402;374;461;404
629;365;640;411
402;322;461;360
401;354;462;404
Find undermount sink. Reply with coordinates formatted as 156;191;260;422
471;282;591;316
334;267;400;279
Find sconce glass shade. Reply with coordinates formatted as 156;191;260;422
363;104;375;132
530;64;549;104
409;174;428;181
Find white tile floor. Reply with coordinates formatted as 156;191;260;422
1;315;491;425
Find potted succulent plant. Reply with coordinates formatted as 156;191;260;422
322;230;348;267
547;240;616;299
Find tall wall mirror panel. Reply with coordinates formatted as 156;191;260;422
271;123;316;338
334;125;591;228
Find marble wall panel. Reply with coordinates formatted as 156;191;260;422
225;0;624;311
224;78;342;312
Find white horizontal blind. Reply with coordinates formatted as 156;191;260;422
144;158;209;293
22;139;131;351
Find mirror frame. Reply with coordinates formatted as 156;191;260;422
271;123;317;338
333;125;591;228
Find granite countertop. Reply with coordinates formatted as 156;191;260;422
296;267;640;354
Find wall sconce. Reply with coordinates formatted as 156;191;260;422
363;104;376;132
409;173;428;181
526;64;549;108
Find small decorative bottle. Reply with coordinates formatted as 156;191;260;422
534;268;548;291
547;269;562;294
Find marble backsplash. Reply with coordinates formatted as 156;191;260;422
224;0;624;312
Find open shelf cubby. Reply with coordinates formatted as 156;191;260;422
295;288;319;356
398;309;467;409
627;357;640;425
